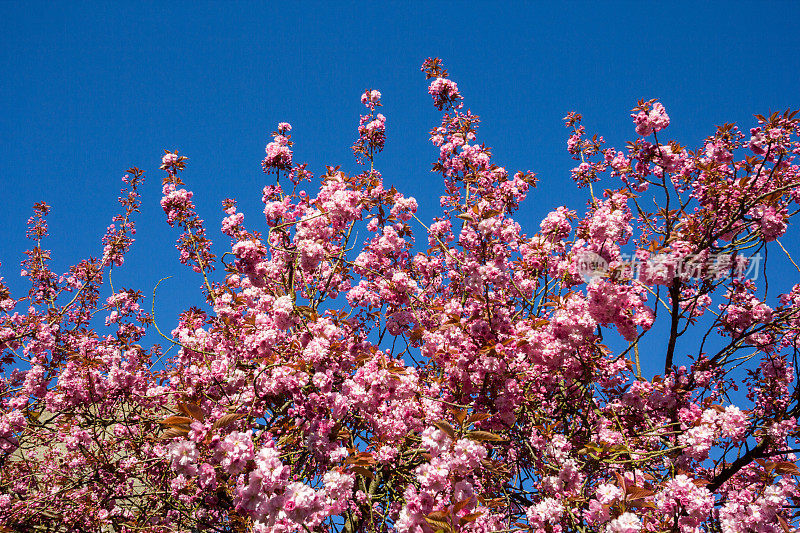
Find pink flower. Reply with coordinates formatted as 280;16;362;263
656;474;713;529
595;483;622;505
220;431;254;475
428;77;461;110
168;439;198;476
361;89;381;107
606;512;642;533
632;101;670;136
272;295;294;329
540;206;575;241
526;497;564;527
262;125;293;173
198;463;217;490
756;205;788;241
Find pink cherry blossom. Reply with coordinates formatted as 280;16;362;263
2;57;800;533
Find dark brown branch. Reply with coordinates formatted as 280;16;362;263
707;440;768;493
664;280;681;374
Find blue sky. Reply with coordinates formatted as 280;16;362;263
2;2;800;375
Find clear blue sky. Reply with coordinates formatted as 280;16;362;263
2;2;800;369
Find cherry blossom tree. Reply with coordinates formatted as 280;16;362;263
2;58;800;533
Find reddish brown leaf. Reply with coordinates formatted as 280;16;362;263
424;517;450;533
450;408;467;426
628;500;656;509
212;413;245;431
614;471;626;491
178;401;204;422
459;512;483;525
451;498;470;514
408;327;425;343
482;497;505;509
427;510;449;521
433;420;457;440
160;427;190;440
465;413;492;425
160;415;194;426
465;430;505;442
626;485;654;500
350;465;373;479
774;461;800;476
344;452;375;466
295;305;318;321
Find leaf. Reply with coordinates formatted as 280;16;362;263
764;191;783;205
408;327;425;343
451;498;471;514
160;415;194;426
427;510;449;521
350;465;373;479
777;515;790;533
344;452;375;466
212;413;245;431
424;514;451;532
449;408;467;426
160;427;190;440
614;471;626;491
465;430;505;442
465;412;492;425
628;500;656;509
626;485;654;500
459;512;483;525
442;316;462;327
577;442;602;455
482;497;505;509
433;420;457;439
607;444;631;458
178;401;204;422
294;305;319;321
773;461;800;476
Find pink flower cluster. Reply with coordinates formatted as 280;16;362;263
428;77;461;110
160;183;194;226
361;89;381;108
353;91;387;161
3;57;800;533
262;123;293;173
679;405;748;460
632;101;670;136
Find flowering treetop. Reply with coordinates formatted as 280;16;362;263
1;58;800;533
